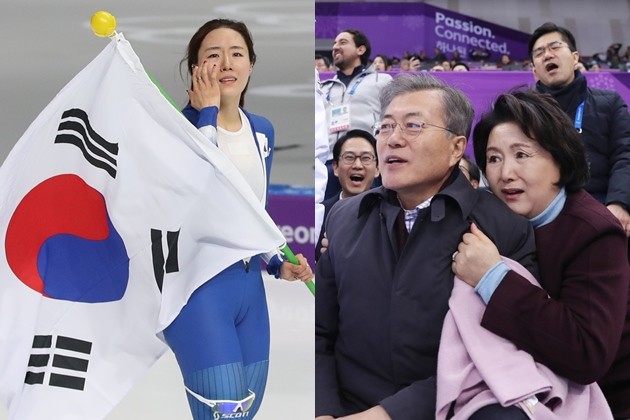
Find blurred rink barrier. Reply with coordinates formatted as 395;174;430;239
267;184;315;265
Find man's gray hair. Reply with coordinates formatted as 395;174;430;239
379;73;475;138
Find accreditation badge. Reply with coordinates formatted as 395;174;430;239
328;104;350;133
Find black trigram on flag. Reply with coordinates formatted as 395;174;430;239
25;335;92;391
151;228;180;292
54;108;119;178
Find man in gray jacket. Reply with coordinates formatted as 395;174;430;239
316;73;539;420
321;29;391;199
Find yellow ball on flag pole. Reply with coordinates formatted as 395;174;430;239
90;11;117;38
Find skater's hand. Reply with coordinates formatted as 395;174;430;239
280;253;313;282
189;62;221;111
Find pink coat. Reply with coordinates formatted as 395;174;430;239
436;258;613;419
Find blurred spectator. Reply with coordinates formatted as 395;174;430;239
372;54;389;72
452;62;470;72
610;54;623;70
498;53;522;70
315;54;331;73
409;55;422;71
606;42;622;64
459;155;480;189
432;46;448;63
441;60;452;71
389;56;401;70
469;47;491;61
400;58;411;71
430;64;445;72
450;50;463;68
418;50;427;61
576;61;588;72
591;50;607;64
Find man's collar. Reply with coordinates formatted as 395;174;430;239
336;65;366;85
433;168;479;222
536;70;584;94
536;70;586;112
357;167;478;221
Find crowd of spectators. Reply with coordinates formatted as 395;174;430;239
316;24;630;419
317;42;630;73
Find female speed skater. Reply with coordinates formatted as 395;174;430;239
162;18;313;419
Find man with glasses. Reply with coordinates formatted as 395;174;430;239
316;73;539;419
315;129;379;261
530;22;630;243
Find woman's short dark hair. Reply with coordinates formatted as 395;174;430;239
182;19;256;107
473;89;589;192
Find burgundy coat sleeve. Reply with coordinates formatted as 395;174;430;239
481;203;629;384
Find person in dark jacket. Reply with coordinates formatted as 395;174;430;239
315;73;539;420
315;129;379;261
454;89;630;419
529;22;630;241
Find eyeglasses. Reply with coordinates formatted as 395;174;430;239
373;120;457;140
340;152;376;165
532;40;569;59
185;387;255;417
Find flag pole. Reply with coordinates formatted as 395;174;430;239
281;244;316;296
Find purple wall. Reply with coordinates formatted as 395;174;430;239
267;185;315;265
316;2;531;62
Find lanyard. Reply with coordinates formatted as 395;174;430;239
348;73;368;95
326;73;368;102
574;101;584;133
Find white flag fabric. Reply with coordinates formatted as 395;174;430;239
0;33;286;419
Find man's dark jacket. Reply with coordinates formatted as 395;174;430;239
536;70;630;208
315;171;539;419
315;194;340;261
